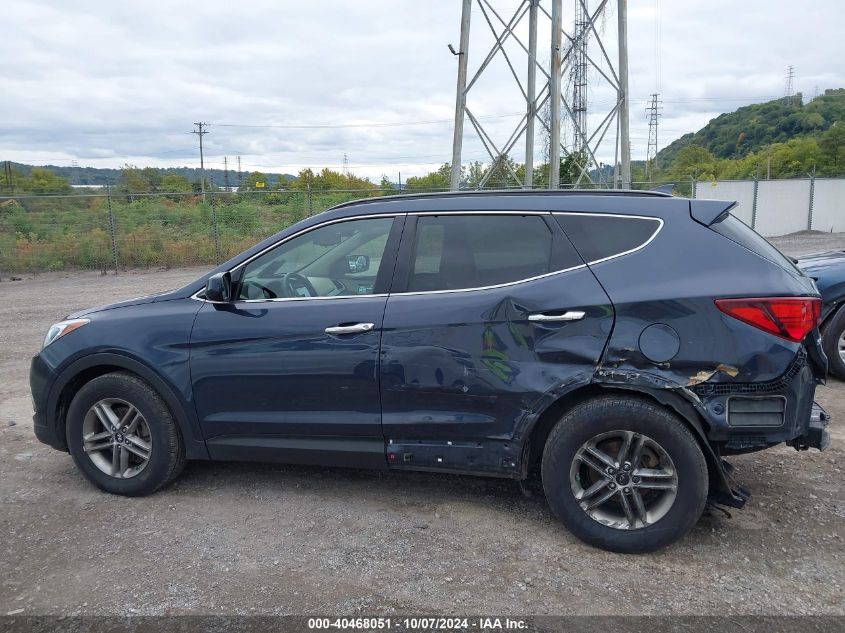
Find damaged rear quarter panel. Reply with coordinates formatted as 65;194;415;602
582;198;813;389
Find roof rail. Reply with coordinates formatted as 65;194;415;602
330;188;673;211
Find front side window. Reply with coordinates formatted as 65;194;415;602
407;215;553;292
238;217;393;299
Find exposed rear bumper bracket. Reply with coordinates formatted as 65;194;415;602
790;402;831;451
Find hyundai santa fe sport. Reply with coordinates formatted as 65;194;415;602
30;190;831;553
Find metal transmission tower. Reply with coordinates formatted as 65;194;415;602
570;0;588;156
645;93;662;181
784;65;795;105
449;0;631;191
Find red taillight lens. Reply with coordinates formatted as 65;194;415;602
715;297;821;342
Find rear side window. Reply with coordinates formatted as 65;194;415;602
554;214;661;263
407;215;553;292
710;215;801;274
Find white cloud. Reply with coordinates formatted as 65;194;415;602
1;0;843;180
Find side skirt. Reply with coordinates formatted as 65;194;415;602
205;435;388;470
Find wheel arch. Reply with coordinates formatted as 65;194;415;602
522;383;736;499
48;353;209;460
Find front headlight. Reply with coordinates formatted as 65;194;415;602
43;318;89;349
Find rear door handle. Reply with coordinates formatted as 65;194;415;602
325;322;375;335
528;311;586;322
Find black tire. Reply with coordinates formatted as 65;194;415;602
66;372;185;496
821;306;845;380
541;395;708;553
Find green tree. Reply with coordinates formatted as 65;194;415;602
160;174;193;200
404;163;453;192
25;168;73;194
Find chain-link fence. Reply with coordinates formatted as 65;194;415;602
0;187;404;274
0;178;745;274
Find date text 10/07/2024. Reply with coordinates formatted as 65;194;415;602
307;617;529;631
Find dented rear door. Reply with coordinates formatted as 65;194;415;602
379;212;613;474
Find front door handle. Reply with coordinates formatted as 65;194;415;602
528;311;586;322
325;322;375;335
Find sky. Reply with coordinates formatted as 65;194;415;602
2;0;844;182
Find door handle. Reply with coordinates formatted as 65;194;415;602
325;322;375;335
528;311;586;322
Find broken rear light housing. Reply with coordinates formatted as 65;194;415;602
715;297;821;342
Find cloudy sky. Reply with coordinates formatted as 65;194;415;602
2;0;844;181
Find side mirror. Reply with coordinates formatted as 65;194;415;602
346;254;370;274
205;272;232;302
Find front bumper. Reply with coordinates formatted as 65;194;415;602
30;354;65;451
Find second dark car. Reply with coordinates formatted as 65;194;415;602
797;250;845;379
30;190;830;553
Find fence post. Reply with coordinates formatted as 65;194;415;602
751;172;759;230
210;189;221;265
807;166;816;231
307;184;313;216
106;184;119;274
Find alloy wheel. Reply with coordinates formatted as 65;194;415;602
569;430;678;530
81;398;152;479
838;330;845;364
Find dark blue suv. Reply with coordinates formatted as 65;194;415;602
30;191;830;552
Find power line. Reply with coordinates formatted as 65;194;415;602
212;112;524;130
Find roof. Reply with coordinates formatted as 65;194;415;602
330;188;673;212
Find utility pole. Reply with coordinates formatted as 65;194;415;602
645;93;662;182
342;153;349;176
784;65;795;105
237;155;242;188
450;0;472;191
617;0;631;188
398;171;402;193
549;0;563;189
524;0;539;188
192;122;209;201
3;160;13;195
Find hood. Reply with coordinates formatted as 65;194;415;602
796;250;845;273
65;292;163;319
796;251;845;307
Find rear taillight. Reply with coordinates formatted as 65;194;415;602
715;297;821;342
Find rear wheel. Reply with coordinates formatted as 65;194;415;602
542;395;708;553
66;372;185;496
821;306;845;380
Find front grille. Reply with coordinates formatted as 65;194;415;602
691;350;806;396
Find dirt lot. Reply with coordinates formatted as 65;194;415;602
1;234;843;616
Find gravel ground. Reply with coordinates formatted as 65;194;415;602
1;234;843;616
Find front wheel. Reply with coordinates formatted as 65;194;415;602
542;396;708;553
66;372;185;496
